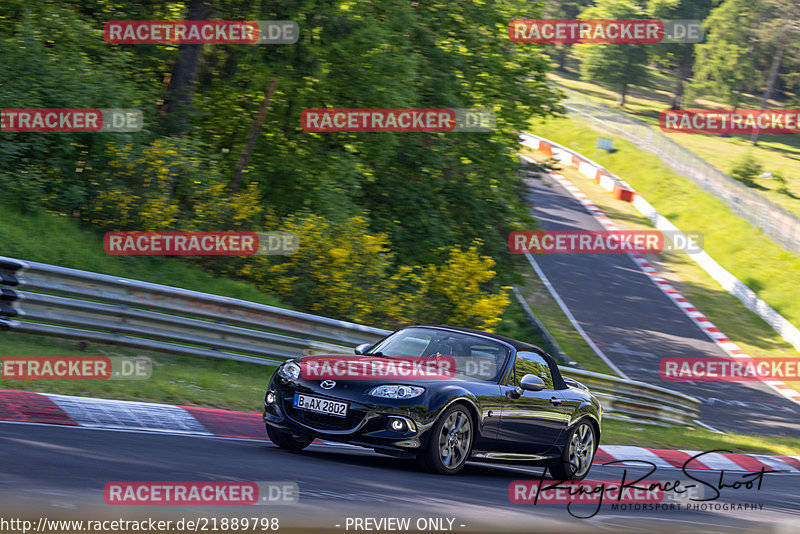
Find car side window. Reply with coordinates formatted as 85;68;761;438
513;351;554;390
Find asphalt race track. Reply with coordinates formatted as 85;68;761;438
3;163;799;534
524;173;800;438
1;423;798;533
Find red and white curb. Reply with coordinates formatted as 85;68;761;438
520;141;800;406
2;389;799;473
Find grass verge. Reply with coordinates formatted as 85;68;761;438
516;271;617;376
0;207;285;307
602;419;800;456
549;69;800;218
0;331;277;412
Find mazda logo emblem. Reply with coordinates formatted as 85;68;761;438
320;380;336;390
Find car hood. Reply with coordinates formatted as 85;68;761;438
281;353;479;390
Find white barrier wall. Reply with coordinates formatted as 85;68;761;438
632;194;800;352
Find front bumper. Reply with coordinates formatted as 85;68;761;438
263;383;431;451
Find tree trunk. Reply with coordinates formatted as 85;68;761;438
670;57;693;110
751;35;786;146
230;79;280;197
164;0;213;137
557;45;568;72
617;84;628;106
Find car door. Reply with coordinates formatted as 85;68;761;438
496;351;571;455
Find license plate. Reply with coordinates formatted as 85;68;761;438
293;393;348;418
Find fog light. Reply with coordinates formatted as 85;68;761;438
266;391;276;404
388;418;407;432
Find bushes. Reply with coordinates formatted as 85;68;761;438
240;215;509;330
80;139;510;330
83;138;268;231
403;245;510;332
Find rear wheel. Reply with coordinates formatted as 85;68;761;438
418;404;474;475
548;419;596;481
266;424;314;451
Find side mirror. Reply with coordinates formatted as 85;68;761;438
519;374;546;392
354;343;371;355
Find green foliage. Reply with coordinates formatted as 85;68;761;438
574;0;651;105
246;214;398;325
541;0;595;70
0;1;155;213
237;215;510;330
687;0;762;108
403;243;511;332
0;0;556;326
82;138;263;231
646;0;714;108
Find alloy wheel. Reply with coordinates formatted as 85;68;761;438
567;422;595;478
437;410;472;469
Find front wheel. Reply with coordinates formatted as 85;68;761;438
266;424;314;451
418;404;474;475
548;419;597;481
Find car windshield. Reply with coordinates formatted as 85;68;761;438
367;327;509;383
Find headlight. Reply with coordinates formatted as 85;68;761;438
277;361;300;381
369;385;425;399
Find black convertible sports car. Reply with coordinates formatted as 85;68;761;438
263;325;601;478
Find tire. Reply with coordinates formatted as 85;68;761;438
417;404;474;475
548;419;597;481
266;424;314;451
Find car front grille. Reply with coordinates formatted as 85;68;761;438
283;397;366;431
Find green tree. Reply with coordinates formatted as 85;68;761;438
190;0;560;269
542;0;595;71
748;0;800;145
574;0;651;105
0;0;152;213
647;0;714;109
687;0;762;109
0;0;563;323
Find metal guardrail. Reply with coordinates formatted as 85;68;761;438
560;368;701;427
0;256;700;426
0;257;386;366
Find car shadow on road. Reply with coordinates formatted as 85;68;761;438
260;442;549;479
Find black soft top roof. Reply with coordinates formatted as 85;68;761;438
421;325;541;351
412;325;568;390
